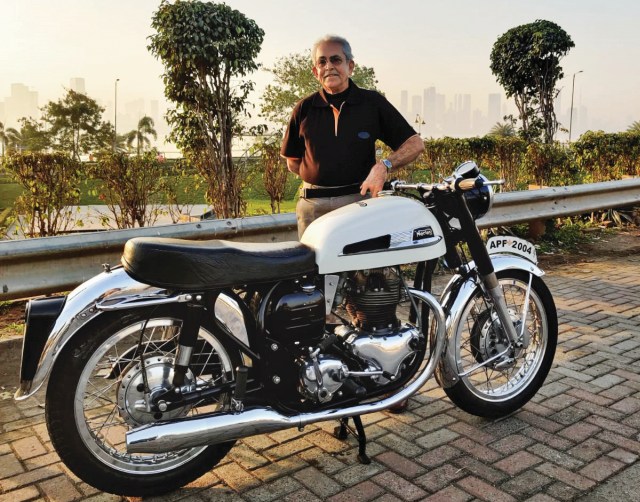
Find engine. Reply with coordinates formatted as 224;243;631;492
297;268;423;403
262;269;423;405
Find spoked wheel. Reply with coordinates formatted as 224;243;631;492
45;306;241;497
444;270;557;418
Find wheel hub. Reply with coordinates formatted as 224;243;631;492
117;355;195;426
472;309;527;369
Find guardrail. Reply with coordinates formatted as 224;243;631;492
1;177;639;301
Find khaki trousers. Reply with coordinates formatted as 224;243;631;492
296;185;369;239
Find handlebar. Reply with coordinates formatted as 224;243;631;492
391;177;504;194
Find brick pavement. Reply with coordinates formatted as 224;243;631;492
1;251;639;501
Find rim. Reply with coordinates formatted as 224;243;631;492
74;317;233;474
455;277;548;402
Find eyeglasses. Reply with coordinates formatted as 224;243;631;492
315;55;345;68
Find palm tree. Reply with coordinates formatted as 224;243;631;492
627;120;640;134
488;121;516;138
126;116;157;155
0;121;7;157
5;127;23;153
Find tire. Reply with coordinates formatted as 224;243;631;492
45;305;242;497
443;270;557;418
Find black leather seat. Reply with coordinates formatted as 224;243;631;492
122;237;316;291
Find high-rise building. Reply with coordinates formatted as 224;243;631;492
411;95;422;122
70;78;86;94
423;87;436;134
4;83;39;127
400;90;408;118
488;93;501;125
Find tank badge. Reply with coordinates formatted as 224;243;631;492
413;226;434;241
358;202;368;207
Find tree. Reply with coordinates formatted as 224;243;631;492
90;151;167;228
261;51;379;127
125;116;158;155
488;121;516;138
148;0;264;219
5;127;23;153
627;120;640;134
41;89;105;160
252;136;289;213
490;20;574;143
0;122;7;156
4;152;81;237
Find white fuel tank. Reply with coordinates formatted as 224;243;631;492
300;195;446;274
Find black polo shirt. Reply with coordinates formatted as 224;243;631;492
281;80;416;186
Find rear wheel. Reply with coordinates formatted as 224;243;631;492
46;306;241;497
444;270;557;418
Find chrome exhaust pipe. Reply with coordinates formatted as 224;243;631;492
127;290;445;454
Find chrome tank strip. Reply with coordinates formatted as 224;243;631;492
126;289;446;453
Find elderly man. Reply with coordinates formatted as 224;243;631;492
281;34;424;237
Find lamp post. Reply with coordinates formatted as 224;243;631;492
569;70;583;142
113;78;120;152
414;114;425;136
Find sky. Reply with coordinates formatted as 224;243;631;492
1;0;639;143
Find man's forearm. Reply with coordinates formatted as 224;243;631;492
386;135;424;169
285;158;301;175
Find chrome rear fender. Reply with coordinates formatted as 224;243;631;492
15;266;247;400
436;255;544;388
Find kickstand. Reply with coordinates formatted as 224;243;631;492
333;416;371;464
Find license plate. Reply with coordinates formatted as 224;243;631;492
487;236;537;264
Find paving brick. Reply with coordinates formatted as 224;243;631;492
332;460;383;487
37;476;82;502
516;411;563;433
11;437;47;462
1;465;62;492
527;444;583;470
281;487;323;502
607;448;638;464
523;427;574;451
585;415;636;437
415;463;465;492
490;434;535;455
456;475;517;502
501;469;553;498
0;485;41;502
535;462;596;490
611;396;640;414
413;428;460;451
522;495;560;502
558;422;600;442
251;455;308;482
0;454;25;478
213;462;261;492
291;466;342;498
374;451;425;478
450;437;501;463
494;450;543;475
453;456;507;484
422;485;473;502
298;448;346;475
568;437;614;462
579;456;626;482
371;470;427;501
447;422;495;445
414;444;461;468
326;480;385;502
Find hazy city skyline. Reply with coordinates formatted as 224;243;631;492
1;1;637;146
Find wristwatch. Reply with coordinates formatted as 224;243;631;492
381;158;393;170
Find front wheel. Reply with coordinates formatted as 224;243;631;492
45;305;242;497
444;270;557;418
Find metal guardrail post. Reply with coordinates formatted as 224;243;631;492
1;178;638;301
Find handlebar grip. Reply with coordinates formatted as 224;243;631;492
456;178;482;191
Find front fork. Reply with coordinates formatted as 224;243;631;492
454;193;523;349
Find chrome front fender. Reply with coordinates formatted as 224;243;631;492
15;267;247;400
436;254;545;389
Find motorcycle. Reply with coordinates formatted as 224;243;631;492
15;161;557;497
